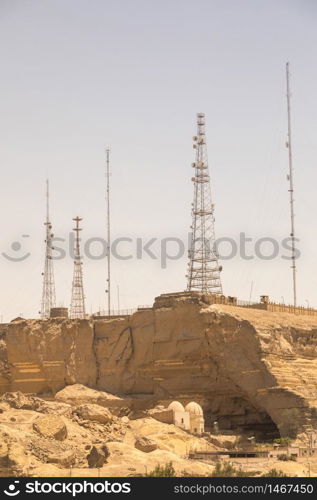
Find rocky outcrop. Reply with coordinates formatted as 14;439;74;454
3;319;96;394
48;449;75;467
134;436;158;453
93;293;317;438
0;327;10;394
1;292;317;439
75;404;113;424
1;391;72;417
87;445;109;468
55;384;131;409
33;415;67;441
0;398;221;477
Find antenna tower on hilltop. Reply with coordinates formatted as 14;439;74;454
286;62;297;307
70;217;86;318
105;147;111;315
186;113;223;294
40;180;56;318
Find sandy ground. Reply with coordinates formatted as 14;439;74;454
211;304;317;329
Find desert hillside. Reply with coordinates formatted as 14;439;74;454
1;292;317;442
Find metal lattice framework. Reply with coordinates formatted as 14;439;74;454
186;113;223;294
70;217;86;319
40;180;56;318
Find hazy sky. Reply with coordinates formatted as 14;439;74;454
0;0;317;321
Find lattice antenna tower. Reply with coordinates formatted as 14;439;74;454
286;62;297;307
105;147;111;315
40;179;56;318
186;113;223;294
70;217;86;318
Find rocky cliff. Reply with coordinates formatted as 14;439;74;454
1;292;317;439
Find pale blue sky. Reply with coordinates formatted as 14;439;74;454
0;0;316;320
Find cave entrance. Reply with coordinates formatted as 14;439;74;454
206;396;280;442
238;414;280;442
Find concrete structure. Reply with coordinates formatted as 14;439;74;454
167;401;205;435
148;407;174;424
246;295;317;316
168;401;190;431
269;446;317;459
50;307;68;319
185;402;205;435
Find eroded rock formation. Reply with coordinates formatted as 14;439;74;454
1;292;317;439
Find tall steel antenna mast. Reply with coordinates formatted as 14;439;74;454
70;216;86;319
286;62;297;307
186;113;223;294
105;147;111;315
40;179;56;318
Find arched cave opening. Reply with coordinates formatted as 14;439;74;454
206;396;280;442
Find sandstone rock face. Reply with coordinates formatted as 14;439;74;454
0;328;10;394
93;294;317;438
1;292;317;439
3;319;96;394
94;312;155;395
33;415;67;441
134;436;157;453
75;404;112;424
87;445;109;468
